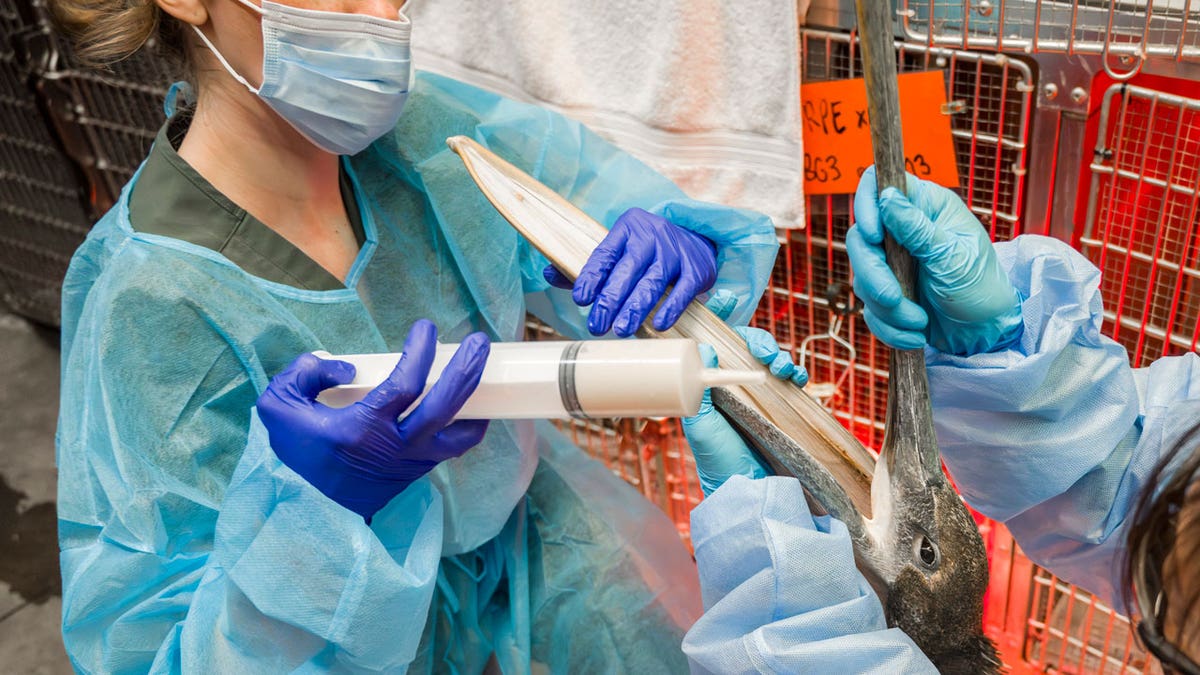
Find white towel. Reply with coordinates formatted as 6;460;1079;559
407;0;806;229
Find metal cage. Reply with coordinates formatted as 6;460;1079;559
985;524;1154;674
35;27;173;212
0;0;171;324
1083;83;1200;367
0;0;90;325
901;0;1200;78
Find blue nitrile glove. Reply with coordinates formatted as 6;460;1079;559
257;320;491;520
543;207;718;337
846;166;1023;356
735;325;810;387
684;329;807;496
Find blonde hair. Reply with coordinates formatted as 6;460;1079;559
48;0;190;76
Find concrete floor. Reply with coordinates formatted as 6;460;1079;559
0;313;72;673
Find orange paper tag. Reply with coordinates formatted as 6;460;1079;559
801;71;961;195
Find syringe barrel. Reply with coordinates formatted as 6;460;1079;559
569;340;704;418
315;339;709;419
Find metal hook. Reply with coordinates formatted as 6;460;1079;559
800;315;858;373
799;284;861;404
1101;47;1145;82
1101;0;1148;82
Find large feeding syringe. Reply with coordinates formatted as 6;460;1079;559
315;339;765;419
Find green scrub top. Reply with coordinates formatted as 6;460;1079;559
129;114;366;291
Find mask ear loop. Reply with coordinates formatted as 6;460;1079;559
190;0;266;95
231;0;266;15
191;24;261;95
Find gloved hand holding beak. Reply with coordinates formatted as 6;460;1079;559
846;166;1023;356
544;207;719;337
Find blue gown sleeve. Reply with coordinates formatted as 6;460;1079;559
682;476;937;674
56;252;445;674
926;234;1200;607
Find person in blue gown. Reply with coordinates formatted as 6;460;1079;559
681;167;1200;674
49;1;800;672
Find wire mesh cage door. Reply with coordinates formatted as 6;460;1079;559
33;24;174;213
1023;568;1153;674
983;513;1156;674
0;0;174;325
954;79;1200;675
1082;83;1200;368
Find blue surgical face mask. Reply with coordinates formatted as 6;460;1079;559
193;0;413;155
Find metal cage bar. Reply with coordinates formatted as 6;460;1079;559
0;0;172;324
981;520;1153;674
1022;568;1151;673
37;27;173;210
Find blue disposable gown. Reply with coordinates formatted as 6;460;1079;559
682;476;935;673
56;71;779;674
683;234;1200;671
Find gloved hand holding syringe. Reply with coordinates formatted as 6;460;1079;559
315;339;765;420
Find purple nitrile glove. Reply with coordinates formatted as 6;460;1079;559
256;320;491;520
544;207;718;337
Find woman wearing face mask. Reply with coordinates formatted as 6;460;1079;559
48;1;796;672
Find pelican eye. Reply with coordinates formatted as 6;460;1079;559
915;535;940;569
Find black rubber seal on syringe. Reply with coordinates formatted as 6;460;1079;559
558;341;587;420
